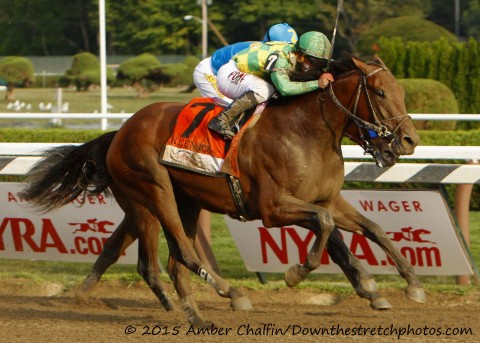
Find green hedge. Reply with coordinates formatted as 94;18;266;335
398;78;458;130
0;128;107;142
378;37;480;116
2;128;479;145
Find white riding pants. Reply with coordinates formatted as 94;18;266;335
216;59;275;103
192;57;233;107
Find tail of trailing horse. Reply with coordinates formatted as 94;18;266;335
19;131;117;212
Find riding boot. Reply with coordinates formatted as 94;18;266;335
208;91;259;139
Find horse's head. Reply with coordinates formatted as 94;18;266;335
331;55;420;167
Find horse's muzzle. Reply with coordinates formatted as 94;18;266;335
392;131;420;156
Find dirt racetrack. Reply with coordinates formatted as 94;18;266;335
0;278;479;343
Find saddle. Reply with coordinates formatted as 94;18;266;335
160;97;261;178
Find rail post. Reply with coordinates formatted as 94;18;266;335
455;159;478;285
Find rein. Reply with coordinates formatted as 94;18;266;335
328;66;410;154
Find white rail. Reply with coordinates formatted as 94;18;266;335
1;142;479;161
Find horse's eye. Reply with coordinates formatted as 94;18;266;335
376;90;385;97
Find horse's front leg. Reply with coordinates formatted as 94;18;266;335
332;195;426;304
327;227;391;310
260;195;335;287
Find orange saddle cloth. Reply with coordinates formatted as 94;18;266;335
160;97;253;177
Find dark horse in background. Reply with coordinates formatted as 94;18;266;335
20;55;424;327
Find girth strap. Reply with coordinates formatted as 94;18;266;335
226;174;250;222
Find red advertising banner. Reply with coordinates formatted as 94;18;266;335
0;183;137;264
226;190;473;275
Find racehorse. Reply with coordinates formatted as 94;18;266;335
19;55;424;327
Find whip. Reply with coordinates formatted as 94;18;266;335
326;0;344;71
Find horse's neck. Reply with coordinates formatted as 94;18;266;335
303;90;348;146
265;91;346;148
330;70;364;143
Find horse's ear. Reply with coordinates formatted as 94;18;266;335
373;54;387;68
351;56;369;73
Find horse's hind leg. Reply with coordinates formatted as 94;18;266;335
165;196;251;327
167;254;207;327
134;206;176;311
75;217;136;304
328;228;391;310
114;163;250;325
76;209;174;311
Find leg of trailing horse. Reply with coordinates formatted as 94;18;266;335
75;217;135;303
332;196;426;304
327;228;391;310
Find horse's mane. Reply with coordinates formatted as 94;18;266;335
329;53;383;77
273;53;382;105
290;52;382;81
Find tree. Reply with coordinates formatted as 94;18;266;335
357;16;458;56
116;53;170;98
0;0;475;57
0;0;97;55
428;0;469;35
334;0;432;53
62;52;113;91
463;0;480;39
0;56;34;101
105;0;198;55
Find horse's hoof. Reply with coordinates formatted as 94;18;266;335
189;316;213;329
74;291;89;305
285;264;306;287
160;297;176;312
231;296;253;311
405;286;426;303
370;297;392;310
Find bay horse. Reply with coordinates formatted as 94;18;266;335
19;55;424;327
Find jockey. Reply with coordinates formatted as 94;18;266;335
209;31;334;139
192;23;298;107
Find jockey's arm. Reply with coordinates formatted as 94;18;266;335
271;69;319;96
270;53;331;96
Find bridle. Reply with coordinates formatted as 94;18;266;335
328;66;411;156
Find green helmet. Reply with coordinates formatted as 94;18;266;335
296;31;331;59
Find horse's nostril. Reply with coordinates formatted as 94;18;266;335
403;135;415;147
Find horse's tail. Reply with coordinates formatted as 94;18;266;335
19;131;117;212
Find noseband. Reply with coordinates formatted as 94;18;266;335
329;66;411;155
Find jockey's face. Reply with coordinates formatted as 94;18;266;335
296;52;328;73
296;52;314;73
304;55;328;70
